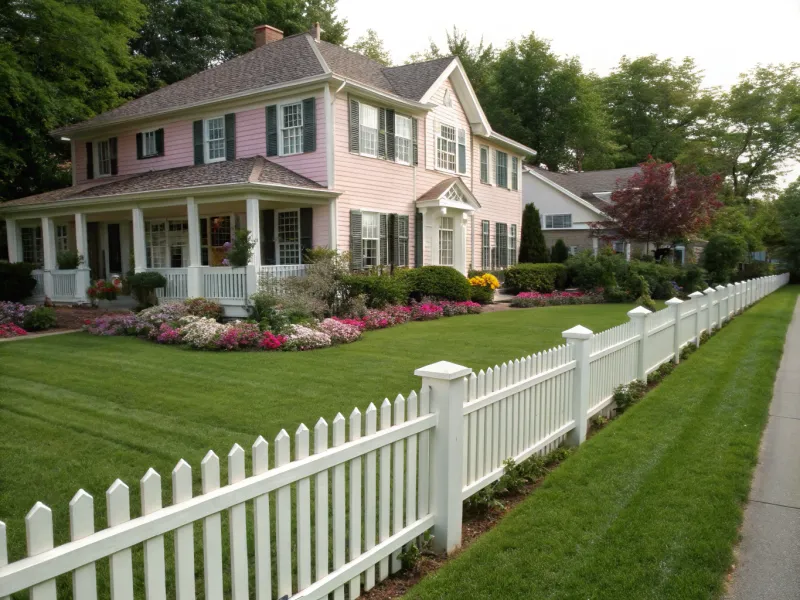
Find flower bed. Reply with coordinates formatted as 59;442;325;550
0;323;27;338
510;290;604;308
83;298;483;353
0;301;57;332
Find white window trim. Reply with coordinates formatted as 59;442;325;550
361;210;381;267
359;102;379;159
278;101;304;156
543;214;573;230
140;129;159;159
479;145;490;184
435;122;458;174
203;116;226;164
438;216;455;267
93;139;112;178
274;208;302;265
394;113;412;166
145;218;190;269
495;150;509;189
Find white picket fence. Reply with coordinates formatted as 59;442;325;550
0;274;789;600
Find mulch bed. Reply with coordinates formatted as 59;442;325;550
50;305;127;330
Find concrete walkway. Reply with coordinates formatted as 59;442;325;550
727;297;800;600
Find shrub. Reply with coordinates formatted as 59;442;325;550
658;361;675;378
0;301;36;326
341;274;410;308
735;261;774;282
613;380;647;413
399;266;471;301
284;324;332;351
628;261;681;299
178;316;228;349
702;233;748;284
87;279;121;302
137;303;189;329
184;297;224;321
545;446;574;466
676;263;707;294
550;239;570;263
504;263;568;293
318;318;362;343
128;271;167;309
84;313;142;336
215;322;261;350
0;261;37;302
634;294;657;312
258;331;287;350
468;273;500;304
410;302;444;320
276;251;357;319
56;250;83;270
224;229;256;267
22;306;57;331
464;485;504;515
565;250;627;291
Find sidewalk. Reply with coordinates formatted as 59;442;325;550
727;297;800;600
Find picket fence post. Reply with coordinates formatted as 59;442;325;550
562;325;593;446
688;291;704;347
726;284;735;320
715;285;726;326
628;306;652;381
665;297;683;363
703;287;716;332
414;360;472;554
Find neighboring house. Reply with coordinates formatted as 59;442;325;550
1;23;532;313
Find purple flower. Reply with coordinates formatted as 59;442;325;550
223;242;232;251
222;258;230;266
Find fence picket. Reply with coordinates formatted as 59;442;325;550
141;469;167;600
25;503;56;600
295;427;312;592
106;481;133;600
349;409;362;598
275;430;293;599
200;452;224;600
363;405;377;590
171;460;195;600
313;420;329;586
69;491;97;600
406;391;419;527
252;437;271;600
228;445;249;600
331;413;346;600
417;386;431;525
378;399;392;581
392;395;406;574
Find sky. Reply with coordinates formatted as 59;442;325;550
339;0;800;183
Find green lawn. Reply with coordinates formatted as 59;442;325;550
0;302;644;567
406;286;799;600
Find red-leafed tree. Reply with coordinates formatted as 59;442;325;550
591;159;722;252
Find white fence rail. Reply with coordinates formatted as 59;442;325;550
153;268;189;301
51;270;77;302
259;264;309;294
0;273;789;600
201;267;248;304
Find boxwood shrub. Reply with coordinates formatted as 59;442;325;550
399;266;471;301
504;263;568;293
342;274;411;308
0;261;38;302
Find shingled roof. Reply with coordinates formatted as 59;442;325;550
0;157;326;209
527;165;642;211
54;34;456;136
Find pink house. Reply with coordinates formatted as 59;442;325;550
1;23;532;314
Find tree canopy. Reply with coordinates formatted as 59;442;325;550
348;28;391;65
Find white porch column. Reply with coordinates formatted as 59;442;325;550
592;236;599;257
5;218;21;262
245;197;261;300
186;197;202;298
41;217;56;298
74;213;91;302
132;207;147;273
428;208;441;266
328;198;338;251
625;240;632;261
454;213;468;275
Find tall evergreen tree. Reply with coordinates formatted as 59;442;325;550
550;239;569;263
519;204;549;263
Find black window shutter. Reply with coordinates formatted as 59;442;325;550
302;98;316;153
386;109;396;162
412;118;419;165
378;108;386;159
262;209;276;265
350;210;363;270
224;113;236;161
349;96;360;153
86;142;94;179
136;133;143;160
300;207;313;263
265;105;278;157
388;213;397;266
415;211;423;267
109;137;118;175
379;213;388;265
399;215;409;267
156;128;165;156
193;120;204;165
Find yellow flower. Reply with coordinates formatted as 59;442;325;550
469;273;500;290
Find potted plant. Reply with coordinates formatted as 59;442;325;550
86;278;122;306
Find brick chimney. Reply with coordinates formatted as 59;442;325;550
253;24;284;48
310;22;322;42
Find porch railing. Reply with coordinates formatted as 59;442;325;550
51;270;78;302
202;267;248;304
153;268;189;301
259;263;308;293
30;270;45;300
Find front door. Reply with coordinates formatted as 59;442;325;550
107;224;122;274
86;222;103;279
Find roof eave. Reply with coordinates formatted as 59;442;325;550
523;167;606;216
330;75;433;113
487;133;535;156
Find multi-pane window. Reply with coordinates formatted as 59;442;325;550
280;103;303;155
439;217;454;266
168;221;188;268
511;157;519;191
362;211;380;267
481;220;490;269
56;225;69;253
210;216;231;247
277;210;301;265
204;117;226;162
544;214;572;229
359;103;378;157
457;128;467;174
437;124;457;172
146;221;168;268
397;216;409;267
509;224;518;266
395;114;412;164
480;146;489;183
142;131;158;158
146;220;190;268
96;140;112;176
21;227;43;265
495;150;508;187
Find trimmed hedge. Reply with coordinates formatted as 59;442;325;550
342;274;411;308
0;261;38;302
469;285;495;304
399;266;471;301
504;263;568;293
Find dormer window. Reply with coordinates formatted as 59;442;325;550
86;137;117;179
204;117;226;163
137;128;164;159
96;140;112;177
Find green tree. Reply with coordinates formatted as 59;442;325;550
550;239;570;263
132;0;349;90
600;55;714;167
0;0;148;201
349;28;391;65
776;180;800;277
702;233;748;284
519;204;549;263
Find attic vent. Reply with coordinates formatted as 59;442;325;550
443;89;452;108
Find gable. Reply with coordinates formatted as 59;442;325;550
522;171;601;225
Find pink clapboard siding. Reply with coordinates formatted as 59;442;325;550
72;93;326;186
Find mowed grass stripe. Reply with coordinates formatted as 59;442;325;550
406;286;797;600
